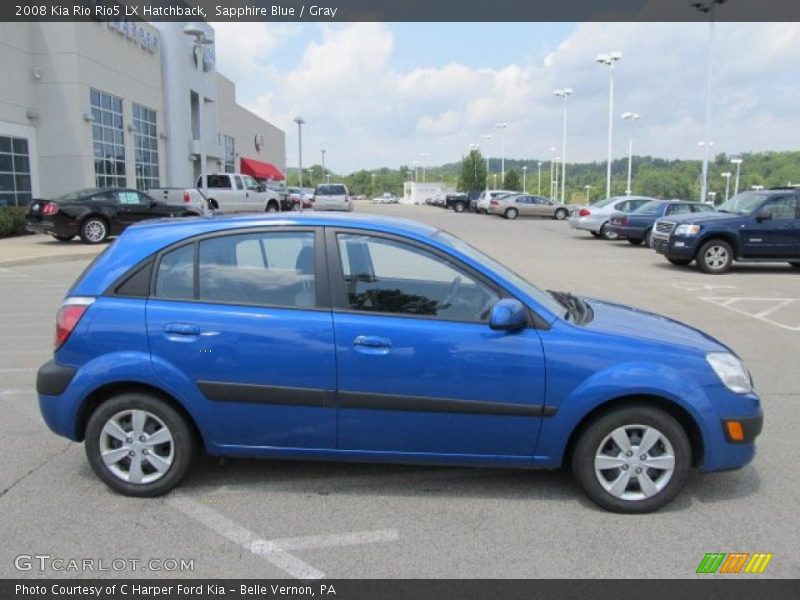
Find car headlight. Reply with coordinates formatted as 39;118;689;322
674;224;701;236
706;352;753;394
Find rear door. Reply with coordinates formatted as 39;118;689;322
146;227;337;449
327;229;547;459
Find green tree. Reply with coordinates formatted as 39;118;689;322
504;168;521;192
457;149;487;192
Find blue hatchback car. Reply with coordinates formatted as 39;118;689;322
36;213;762;512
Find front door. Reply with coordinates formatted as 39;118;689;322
327;230;547;460
146;227;337;449
743;195;800;258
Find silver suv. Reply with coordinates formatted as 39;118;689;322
313;183;352;212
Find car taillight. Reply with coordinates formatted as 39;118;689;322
42;202;58;215
54;298;94;350
490;200;499;206
579;208;591;217
183;191;191;204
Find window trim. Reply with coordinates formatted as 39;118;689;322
324;227;546;327
144;226;331;311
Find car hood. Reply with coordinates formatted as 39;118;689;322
582;298;730;354
658;211;734;225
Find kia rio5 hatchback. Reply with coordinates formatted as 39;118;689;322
36;213;762;513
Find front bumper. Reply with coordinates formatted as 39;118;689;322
652;234;698;259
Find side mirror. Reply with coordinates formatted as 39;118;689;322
489;299;527;331
756;209;772;222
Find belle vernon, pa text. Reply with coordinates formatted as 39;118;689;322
16;584;338;597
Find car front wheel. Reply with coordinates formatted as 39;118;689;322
554;208;568;220
572;405;690;513
85;393;195;497
79;217;108;244
697;239;733;274
453;202;466;213
790;262;800;269
600;222;618;240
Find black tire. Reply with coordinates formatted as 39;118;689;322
505;207;519;220
572;405;691;513
697;238;733;274
643;228;653;248
79;217;108;244
627;238;643;246
85;393;195;497
52;234;75;242
453;202;466;213
789;262;800;269
554;208;568;220
266;202;279;213
590;231;601;238
667;258;692;266
600;222;618;240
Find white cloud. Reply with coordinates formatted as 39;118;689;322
216;22;800;173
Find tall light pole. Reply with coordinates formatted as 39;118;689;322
549;146;556;200
293;116;305;210
413;160;420;182
554;88;573;204
692;1;728;210
596;52;622;199
731;157;743;195
585;185;592;203
522;165;528;193
721;171;732;202
554;157;561;202
419;152;429;182
621;112;640;195
495;123;507;185
481;134;492;189
321;148;326;184
537;161;543;195
493;173;498;188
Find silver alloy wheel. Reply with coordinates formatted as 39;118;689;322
99;409;175;485
594;424;676;501
704;245;729;270
83;219;106;243
555;209;568;220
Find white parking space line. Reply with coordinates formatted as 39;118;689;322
701;296;800;331
0;389;33;397
0;368;36;374
672;280;737;292
168;496;398;580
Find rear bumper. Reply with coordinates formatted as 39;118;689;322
570;216;604;232
25;218;77;237
607;225;644;239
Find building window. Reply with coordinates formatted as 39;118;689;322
133;103;159;190
90;89;126;188
0;136;32;207
223;135;235;173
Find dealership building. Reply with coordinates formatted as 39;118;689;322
0;20;286;207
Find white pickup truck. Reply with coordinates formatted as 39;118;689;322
148;173;285;215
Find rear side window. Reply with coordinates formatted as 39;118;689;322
155;244;195;300
198;232;316;308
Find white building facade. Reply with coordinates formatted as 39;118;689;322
0;20;285;206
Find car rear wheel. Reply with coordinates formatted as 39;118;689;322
667;258;692;266
453;202;466;213
627;238;643;246
505;208;519;220
52;234;75;242
79;217;108;244
266;202;279;213
554;208;568;220
789;262;800;269
572;406;690;513
600;222;618;240
85;393;195;497
697;239;733;274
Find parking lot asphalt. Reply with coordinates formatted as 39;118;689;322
1;203;798;579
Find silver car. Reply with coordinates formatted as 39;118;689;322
476;190;517;214
489;194;573;220
313;183;353;212
568;196;655;239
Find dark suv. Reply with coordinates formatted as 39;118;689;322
651;188;800;273
446;191;481;213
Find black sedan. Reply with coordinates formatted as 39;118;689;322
607;199;716;247
26;188;197;244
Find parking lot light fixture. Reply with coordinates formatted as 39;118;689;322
522;165;528;192
731;157;743;195
494;123;508;185
595;53;622;200
553;88;573;204
721;171;732;202
293;117;305;208
621;112;640;195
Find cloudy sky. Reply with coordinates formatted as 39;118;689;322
213;22;800;174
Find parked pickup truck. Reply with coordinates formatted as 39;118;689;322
651;187;800;273
148;173;285;215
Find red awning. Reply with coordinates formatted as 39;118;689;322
240;157;285;181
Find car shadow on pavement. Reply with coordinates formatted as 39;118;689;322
650;262;798;275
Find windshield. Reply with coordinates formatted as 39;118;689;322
433;230;564;318
635;201;666;215
55;188;97;201
716;191;765;215
243;175;261;190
